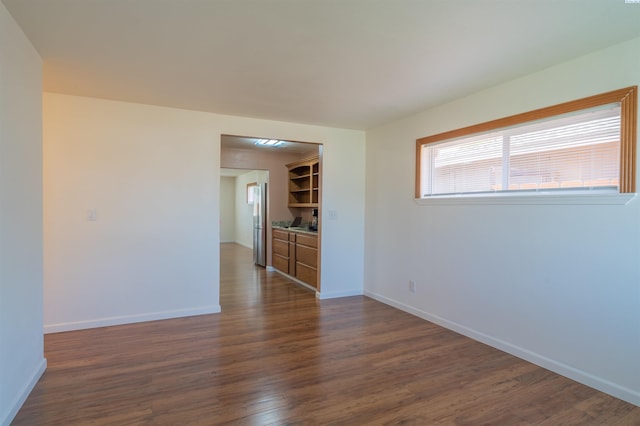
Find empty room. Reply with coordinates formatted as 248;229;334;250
1;1;640;424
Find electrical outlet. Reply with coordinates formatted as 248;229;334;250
409;280;416;293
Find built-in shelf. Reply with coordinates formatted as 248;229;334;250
287;156;320;207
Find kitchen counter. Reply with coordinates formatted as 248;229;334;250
271;225;319;289
272;225;318;235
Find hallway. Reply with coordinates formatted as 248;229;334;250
219;242;314;310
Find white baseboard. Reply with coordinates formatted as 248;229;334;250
270;269;317;293
316;289;363;300
1;357;47;426
220;240;252;249
44;305;221;334
269;268;363;300
364;290;640;407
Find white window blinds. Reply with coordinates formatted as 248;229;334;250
421;104;621;197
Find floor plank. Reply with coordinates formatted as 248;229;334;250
12;243;640;425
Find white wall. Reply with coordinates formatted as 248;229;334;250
220;176;236;242
43;94;222;332
220;171;270;249
233;172;254;248
234;170;268;249
43;93;366;331
364;36;640;405
0;4;45;425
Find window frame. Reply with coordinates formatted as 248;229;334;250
415;86;638;201
246;182;257;204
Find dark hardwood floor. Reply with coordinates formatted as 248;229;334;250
12;243;640;425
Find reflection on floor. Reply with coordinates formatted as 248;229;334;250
11;243;640;424
220;242;314;310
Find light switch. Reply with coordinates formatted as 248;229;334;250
87;208;97;221
328;210;338;220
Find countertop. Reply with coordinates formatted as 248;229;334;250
272;225;318;235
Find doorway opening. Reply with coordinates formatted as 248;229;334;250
219;134;322;308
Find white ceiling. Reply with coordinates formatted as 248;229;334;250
4;0;640;130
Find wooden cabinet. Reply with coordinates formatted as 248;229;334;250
294;233;318;288
288;233;296;273
287;156;319;207
272;228;290;273
271;227;318;289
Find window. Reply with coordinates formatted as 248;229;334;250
416;87;637;199
247;182;257;204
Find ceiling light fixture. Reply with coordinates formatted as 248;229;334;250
255;139;284;147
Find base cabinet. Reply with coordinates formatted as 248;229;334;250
295;262;317;287
272;253;289;273
272;229;290;273
271;227;318;289
294;235;318;288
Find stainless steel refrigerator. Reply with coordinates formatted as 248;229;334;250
252;183;267;267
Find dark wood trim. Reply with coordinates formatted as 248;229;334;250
416;86;638;196
415;140;422;198
620;87;637;192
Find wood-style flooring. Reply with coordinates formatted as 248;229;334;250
12;243;640;425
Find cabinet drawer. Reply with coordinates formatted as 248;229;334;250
295;262;317;288
289;242;296;273
272;229;289;241
273;254;289;274
272;238;289;257
295;233;317;248
296;244;317;268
